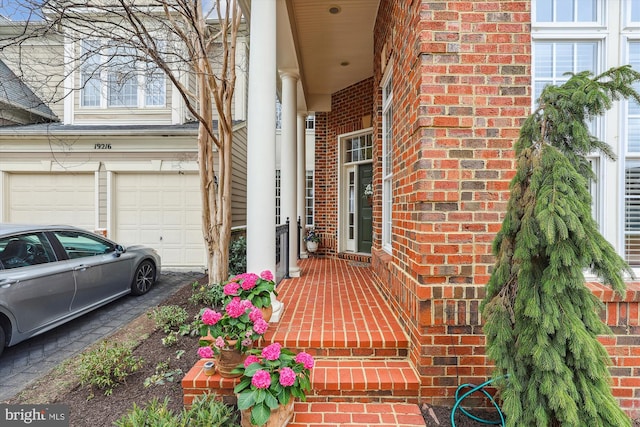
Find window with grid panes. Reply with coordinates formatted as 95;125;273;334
534;0;640;268
381;71;393;253
305;170;314;226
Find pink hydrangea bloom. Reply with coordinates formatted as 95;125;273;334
242;338;253;347
240;299;254;310
253;318;269;334
214;336;226;349
249;308;263;323
202;308;222;325
294;352;315;370
241;273;259;290
278;367;296;387
223;282;240;296
225;297;246;318
252;370;272;389
244;355;261;368
261;342;281;361
260;270;274;281
197;346;214;359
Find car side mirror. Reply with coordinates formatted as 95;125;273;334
114;245;126;257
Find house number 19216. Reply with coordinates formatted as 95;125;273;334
94;144;112;149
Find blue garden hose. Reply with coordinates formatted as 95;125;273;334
451;376;507;426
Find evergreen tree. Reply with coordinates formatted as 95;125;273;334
482;66;640;427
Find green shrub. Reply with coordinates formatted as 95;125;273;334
78;341;144;397
147;305;188;333
189;281;225;309
143;361;183;387
113;398;179;427
228;236;246;276
114;394;239;427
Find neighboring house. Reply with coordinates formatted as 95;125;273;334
240;0;640;414
0;59;57;125
0;13;248;269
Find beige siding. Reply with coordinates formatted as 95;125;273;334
0;32;65;120
231;122;247;228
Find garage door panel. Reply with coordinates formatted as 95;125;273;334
114;173;204;267
8;173;95;230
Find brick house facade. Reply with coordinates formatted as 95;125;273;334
311;0;640;416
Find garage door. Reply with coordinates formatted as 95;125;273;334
7;173;95;230
113;172;204;268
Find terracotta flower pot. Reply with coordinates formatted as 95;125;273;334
240;400;295;427
215;346;246;378
260;305;273;323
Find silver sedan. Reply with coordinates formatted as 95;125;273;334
0;224;161;355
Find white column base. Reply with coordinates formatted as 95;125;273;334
289;266;301;278
300;250;309;259
269;292;284;323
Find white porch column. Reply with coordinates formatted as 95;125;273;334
297;113;308;259
280;71;300;277
246;0;283;321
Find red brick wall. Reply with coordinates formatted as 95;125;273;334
313;78;374;257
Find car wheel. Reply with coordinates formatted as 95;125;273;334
131;260;156;296
0;326;5;357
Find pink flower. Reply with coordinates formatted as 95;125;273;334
214;336;225;349
241;273;259;290
225;297;246;318
251;370;272;389
249;308;263;323
223;282;240;296
260;270;274;281
242;338;253;347
244;355;261;368
253;318;269;334
279;367;296;387
197;346;214;359
294;352;315;370
261;342;281;361
240;299;254;310
202;308;222;325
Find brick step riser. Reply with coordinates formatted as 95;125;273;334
289;347;408;358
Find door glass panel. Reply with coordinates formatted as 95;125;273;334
349;172;355;239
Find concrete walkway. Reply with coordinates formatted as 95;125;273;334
0;270;204;402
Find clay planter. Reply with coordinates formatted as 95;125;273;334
260;305;273;323
240;400;295;427
215;346;246;378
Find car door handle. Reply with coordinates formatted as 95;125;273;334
0;279;18;288
73;265;92;272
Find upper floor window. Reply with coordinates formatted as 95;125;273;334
535;0;599;23
80;40;166;109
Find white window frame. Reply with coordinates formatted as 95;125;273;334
381;67;393;254
532;0;640;271
79;41;166;109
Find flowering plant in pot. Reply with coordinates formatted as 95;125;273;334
197;297;270;355
233;342;314;426
303;229;320;244
223;270;277;310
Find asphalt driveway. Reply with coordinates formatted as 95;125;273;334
0;270;205;402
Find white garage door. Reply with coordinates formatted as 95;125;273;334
114;172;204;268
7;173;95;230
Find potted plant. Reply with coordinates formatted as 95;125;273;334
304;229;320;253
197;298;270;377
223;270;277;321
233;342;314;427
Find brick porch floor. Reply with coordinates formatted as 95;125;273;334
182;257;425;426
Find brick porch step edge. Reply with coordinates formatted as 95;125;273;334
289;402;426;426
182;358;421;406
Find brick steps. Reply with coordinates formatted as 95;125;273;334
182;358;420;405
289;402;426;426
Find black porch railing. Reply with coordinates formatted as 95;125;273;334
275;218;290;283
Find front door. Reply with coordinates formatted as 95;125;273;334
341;131;373;254
358;164;373;253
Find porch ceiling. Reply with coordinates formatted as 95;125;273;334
280;0;380;112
